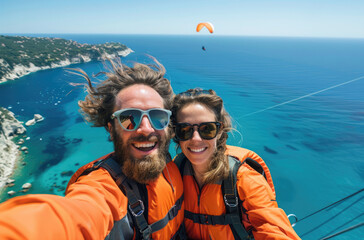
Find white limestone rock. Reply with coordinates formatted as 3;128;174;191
7;190;16;196
34;114;44;122
25;118;36;126
20;146;28;151
0;108;22;190
22;182;32;189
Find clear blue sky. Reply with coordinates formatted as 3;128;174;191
1;0;364;38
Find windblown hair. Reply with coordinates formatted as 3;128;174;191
71;57;174;131
170;88;232;185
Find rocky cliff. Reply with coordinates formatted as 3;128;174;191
0;107;26;190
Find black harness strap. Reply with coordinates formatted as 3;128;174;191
125;180;184;239
98;158;126;186
223;156;251;240
97;157;184;240
243;158;266;180
174;153;187;174
125;180;152;240
185;210;239;225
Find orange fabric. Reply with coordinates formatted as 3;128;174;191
0;153;184;240
184;175;235;239
182;146;301;240
0;168;122;240
237;165;300;239
146;161;184;239
226;145;275;196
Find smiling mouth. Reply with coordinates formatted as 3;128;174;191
189;147;207;153
133;142;157;152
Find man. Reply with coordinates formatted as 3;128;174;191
0;58;185;239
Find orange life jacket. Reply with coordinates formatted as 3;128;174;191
67;153;185;240
226;145;275;196
174;145;299;240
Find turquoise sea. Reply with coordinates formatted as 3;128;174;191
0;34;363;239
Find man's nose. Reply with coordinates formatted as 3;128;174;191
136;115;154;135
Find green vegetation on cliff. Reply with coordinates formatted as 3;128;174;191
0;35;129;81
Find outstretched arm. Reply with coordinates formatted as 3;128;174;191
237;166;301;240
0;168;126;240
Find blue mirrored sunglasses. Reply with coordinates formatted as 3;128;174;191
111;108;172;131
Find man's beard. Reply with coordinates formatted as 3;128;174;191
112;129;169;184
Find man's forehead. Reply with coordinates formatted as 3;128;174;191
115;84;164;110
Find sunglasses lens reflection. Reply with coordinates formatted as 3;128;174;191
175;122;220;141
149;109;170;130
119;110;141;130
115;108;171;131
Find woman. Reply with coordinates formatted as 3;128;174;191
170;88;300;240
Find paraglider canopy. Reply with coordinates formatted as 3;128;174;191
196;22;214;34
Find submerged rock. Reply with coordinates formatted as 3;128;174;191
264;146;278;154
61;170;74;177
286;144;298;151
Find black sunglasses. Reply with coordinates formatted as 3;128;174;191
174;122;222;141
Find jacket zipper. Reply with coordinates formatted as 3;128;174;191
193;174;207;238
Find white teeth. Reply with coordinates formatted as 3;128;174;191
190;148;205;153
134;143;156;148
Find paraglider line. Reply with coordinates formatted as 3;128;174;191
242;75;364;118
320;222;364;240
297;188;363;224
300;195;363;237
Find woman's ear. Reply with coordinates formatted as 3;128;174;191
108;122;114;141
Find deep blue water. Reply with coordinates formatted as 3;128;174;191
0;34;363;239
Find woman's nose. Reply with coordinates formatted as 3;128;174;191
190;127;202;141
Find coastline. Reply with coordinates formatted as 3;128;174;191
0;108;26;194
0;48;133;196
0;48;133;84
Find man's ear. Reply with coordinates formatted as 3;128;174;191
108;122;114;141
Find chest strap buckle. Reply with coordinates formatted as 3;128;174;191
129;200;145;217
224;194;238;208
